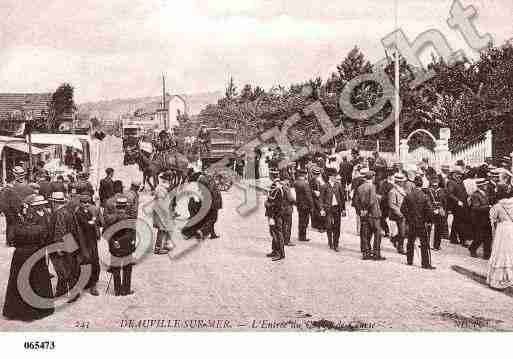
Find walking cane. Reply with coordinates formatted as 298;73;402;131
106;273;113;295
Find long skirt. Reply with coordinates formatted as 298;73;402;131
487;221;513;289
3;247;54;322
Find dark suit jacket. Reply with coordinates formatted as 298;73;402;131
320;181;346;212
99;177;114;205
446;179;467;210
339;161;353;186
470;189;490;222
355;181;381;218
293;178;314;210
401;187;434;234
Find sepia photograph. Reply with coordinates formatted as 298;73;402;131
0;1;513;354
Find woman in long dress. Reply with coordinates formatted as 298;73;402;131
2;196;54;321
487;193;513;290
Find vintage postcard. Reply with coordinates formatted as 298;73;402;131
0;1;512;350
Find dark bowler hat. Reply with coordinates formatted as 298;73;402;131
325;167;338;177
78;172;90;179
25;194;48;207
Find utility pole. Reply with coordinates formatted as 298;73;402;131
394;0;400;159
26;111;33;182
162;74;167;130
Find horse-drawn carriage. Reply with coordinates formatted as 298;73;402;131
197;128;239;192
122;125;142;165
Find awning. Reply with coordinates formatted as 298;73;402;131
4;142;44;155
30;133;85;151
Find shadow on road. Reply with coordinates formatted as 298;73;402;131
451;265;513;298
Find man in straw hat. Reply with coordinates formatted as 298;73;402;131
469;178;492;259
388;172;407;254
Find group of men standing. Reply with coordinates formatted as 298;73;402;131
263;147;512;270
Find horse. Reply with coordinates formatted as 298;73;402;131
134;149;190;191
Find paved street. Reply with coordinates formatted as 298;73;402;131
1;144;513;331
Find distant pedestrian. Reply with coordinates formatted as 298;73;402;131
99;168;115;206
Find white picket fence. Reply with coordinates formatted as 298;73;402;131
450;130;493;166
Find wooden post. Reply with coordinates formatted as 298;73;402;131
27;123;33;182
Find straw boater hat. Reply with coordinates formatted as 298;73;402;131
79;194;92;204
393;173;406;182
50;192;66;203
12;166;25;180
159;171;173;182
25;194;48;207
115;197;128;208
475;178;488;187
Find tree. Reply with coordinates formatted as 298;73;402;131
48;83;76;129
225;76;238;100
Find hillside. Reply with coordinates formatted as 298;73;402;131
78;91;223;120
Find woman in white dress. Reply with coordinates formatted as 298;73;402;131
487;192;513;290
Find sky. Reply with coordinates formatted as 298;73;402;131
0;0;511;103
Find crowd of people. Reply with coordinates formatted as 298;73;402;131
0;165;143;322
0;157;224;322
264;149;513;290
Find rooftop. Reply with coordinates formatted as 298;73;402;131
0;93;52;121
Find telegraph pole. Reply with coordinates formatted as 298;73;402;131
394;0;400;159
162;74;167;130
26;111;34;182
